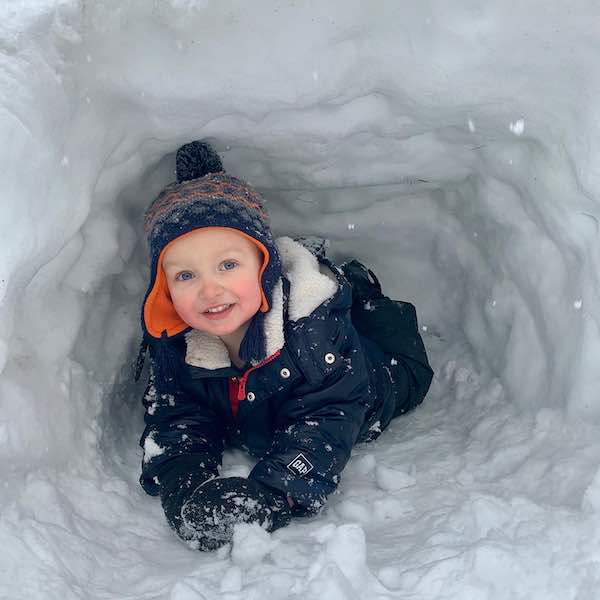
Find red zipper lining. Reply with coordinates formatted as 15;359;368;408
229;349;282;417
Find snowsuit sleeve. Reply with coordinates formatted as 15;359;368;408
249;318;370;514
139;368;225;497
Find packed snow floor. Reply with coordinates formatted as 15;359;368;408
5;356;600;599
3;1;600;599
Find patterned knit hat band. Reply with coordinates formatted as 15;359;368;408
144;173;271;249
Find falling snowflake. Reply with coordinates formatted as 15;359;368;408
509;119;525;136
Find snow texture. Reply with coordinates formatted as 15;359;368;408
2;1;600;599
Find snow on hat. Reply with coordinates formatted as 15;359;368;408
136;141;282;391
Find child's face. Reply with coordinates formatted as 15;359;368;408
162;228;263;340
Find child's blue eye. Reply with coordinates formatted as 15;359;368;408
176;271;194;281
221;261;238;271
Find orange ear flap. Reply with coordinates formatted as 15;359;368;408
255;244;270;314
143;249;189;338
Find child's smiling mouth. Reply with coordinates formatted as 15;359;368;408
203;303;234;320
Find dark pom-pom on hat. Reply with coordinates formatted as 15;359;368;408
176;140;224;183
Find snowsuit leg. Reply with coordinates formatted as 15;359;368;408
341;260;434;434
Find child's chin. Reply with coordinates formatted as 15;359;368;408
196;317;240;336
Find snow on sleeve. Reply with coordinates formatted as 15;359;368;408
142;431;164;464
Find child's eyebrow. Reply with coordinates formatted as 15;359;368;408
217;247;246;256
163;248;246;269
162;260;181;269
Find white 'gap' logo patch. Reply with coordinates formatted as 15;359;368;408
287;453;314;476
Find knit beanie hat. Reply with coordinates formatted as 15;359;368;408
136;141;282;391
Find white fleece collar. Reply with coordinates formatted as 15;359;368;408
184;236;338;370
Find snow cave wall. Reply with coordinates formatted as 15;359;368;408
1;1;600;480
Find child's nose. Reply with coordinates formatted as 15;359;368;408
199;276;224;300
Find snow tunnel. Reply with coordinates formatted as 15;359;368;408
3;2;600;598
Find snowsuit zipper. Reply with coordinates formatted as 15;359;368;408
228;350;281;417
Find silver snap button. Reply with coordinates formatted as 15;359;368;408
246;391;255;401
324;353;336;364
280;367;291;379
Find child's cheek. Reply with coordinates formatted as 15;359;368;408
237;276;261;300
172;289;194;321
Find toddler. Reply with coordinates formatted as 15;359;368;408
136;141;433;550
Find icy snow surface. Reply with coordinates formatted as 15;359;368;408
2;1;600;598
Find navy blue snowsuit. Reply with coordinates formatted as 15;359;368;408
139;238;433;516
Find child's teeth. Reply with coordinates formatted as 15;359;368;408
207;304;230;313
